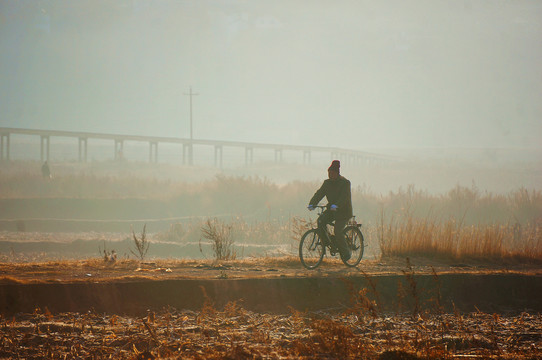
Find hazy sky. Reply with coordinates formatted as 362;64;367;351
1;0;541;150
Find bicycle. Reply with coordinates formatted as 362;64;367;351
299;205;365;270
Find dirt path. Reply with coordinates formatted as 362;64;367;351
1;257;541;316
1;256;541;283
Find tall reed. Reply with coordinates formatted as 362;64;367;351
379;216;542;262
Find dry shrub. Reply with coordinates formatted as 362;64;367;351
348;288;378;319
398;258;420;316
344;276;379;319
198;285;216;320
131;224;150;261
200;218;235;261
223;300;245;318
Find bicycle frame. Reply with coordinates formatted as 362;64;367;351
311;205;340;255
311;205;362;252
300;205;365;269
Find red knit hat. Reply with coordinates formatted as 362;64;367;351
328;160;340;173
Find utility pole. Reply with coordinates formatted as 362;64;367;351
184;86;198;165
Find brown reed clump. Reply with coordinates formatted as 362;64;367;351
376;185;542;263
379;216;542;263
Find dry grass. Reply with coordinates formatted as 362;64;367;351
1;162;541;263
1;291;540;359
375;185;542;263
378;216;542;263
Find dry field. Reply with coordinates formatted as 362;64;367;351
1;287;541;359
1;306;541;359
1;257;541;359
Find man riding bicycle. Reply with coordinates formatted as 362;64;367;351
308;160;352;262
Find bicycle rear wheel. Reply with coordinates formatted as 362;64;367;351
342;225;364;267
299;229;325;270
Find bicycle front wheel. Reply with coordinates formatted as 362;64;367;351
342;225;364;267
299;229;325;270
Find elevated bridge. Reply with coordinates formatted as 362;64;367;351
0;127;399;167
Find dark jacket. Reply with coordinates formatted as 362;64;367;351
309;176;353;220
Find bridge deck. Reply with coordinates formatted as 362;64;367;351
0;127;399;165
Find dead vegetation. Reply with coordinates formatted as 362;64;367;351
131;224;150;261
378;215;542;263
1;294;540;359
376;186;542;263
1;167;540;358
200;218;236;261
0;256;540;358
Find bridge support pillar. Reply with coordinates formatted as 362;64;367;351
274;149;283;163
214;145;223;168
182;143;194;165
349;154;356;165
114;140;124;161
78;137;87;162
245;147;253;166
0;133;9;161
356;156;364;165
40;135;50;162
149;142;158;163
303;150;311;165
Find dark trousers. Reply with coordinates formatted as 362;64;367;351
317;210;349;260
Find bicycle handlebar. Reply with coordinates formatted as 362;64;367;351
308;204;327;214
308;204;359;225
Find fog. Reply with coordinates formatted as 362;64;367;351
2;0;541;151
